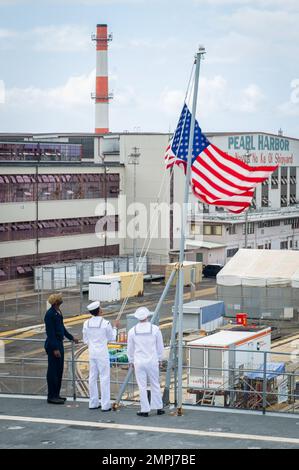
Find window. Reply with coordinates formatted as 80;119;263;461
271;168;279;189
280;241;288;250
0;173;120;203
228;225;236;235
243;222;255;234
262;177;269;207
208;350;222;378
203;225;211;235
281;167;288;208
190;348;204;377
203;225;222;236
290;167;297;182
258;220;280;229
0;216;119;242
227;248;238;258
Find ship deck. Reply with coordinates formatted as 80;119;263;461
0;395;299;449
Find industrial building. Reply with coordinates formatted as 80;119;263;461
1;23;299;284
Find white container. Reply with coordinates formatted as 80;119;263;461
89;274;121;302
172;300;225;333
103;260;114;274
117;257;129;272
187;327;271;391
65;265;77;287
128;256;147;273
93;261;104;276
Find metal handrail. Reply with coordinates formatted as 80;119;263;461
1;336;298;414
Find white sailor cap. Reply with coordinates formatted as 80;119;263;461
87;301;100;312
134;307;150;321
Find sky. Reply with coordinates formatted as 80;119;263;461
0;0;299;136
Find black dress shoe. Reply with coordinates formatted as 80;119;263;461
47;398;65;405
157;409;165;415
89;406;101;410
137;412;149;417
101;408;112;412
59;396;67;401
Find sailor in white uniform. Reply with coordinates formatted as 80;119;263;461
83;301;119;411
127;307;165;417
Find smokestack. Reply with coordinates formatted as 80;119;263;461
92;24;112;134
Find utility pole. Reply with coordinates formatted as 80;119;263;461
128;147;140;271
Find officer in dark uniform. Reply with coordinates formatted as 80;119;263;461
44;293;78;404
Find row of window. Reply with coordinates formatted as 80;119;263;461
0;173;120;203
195;218;299;238
227;240;298;257
257;220;281;228
271;168;297;190
0;216;119;242
0;245;120;280
0;142;82;162
203;225;222;236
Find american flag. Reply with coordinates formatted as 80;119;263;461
165;104;278;214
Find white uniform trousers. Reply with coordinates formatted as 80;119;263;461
134;361;163;413
89;358;111;410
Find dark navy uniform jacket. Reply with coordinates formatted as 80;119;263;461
44;306;74;351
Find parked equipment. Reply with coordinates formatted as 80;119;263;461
187;325;271;394
173;299;225;333
88;272;144;302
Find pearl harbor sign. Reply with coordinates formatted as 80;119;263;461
209;132;299;167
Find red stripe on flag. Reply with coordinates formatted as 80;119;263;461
196;151;254;191
210;144;278;173
204;146;270;184
192;164;254;198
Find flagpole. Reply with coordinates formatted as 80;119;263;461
176;46;205;415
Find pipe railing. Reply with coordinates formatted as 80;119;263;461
0;337;298;415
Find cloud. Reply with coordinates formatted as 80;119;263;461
278;79;299;117
204;7;299;68
0;0;143;3
0;80;5;104
221;8;299;42
1;69;96;131
160;76;265;121
6;69;95;110
193;0;299;9
32;25;90;52
0;28;16;38
159;88;185;116
0;24;91;52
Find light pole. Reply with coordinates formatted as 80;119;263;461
128;147;140;271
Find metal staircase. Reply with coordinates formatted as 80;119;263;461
199;390;216;406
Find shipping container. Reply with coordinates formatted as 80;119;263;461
165;261;202;287
88;271;143;302
173;300;225;333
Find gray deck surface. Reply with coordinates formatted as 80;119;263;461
0;396;299;449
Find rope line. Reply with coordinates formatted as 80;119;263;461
115;63;196;321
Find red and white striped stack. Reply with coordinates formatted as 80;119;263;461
94;24;110;134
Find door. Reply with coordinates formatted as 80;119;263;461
196;253;203;262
